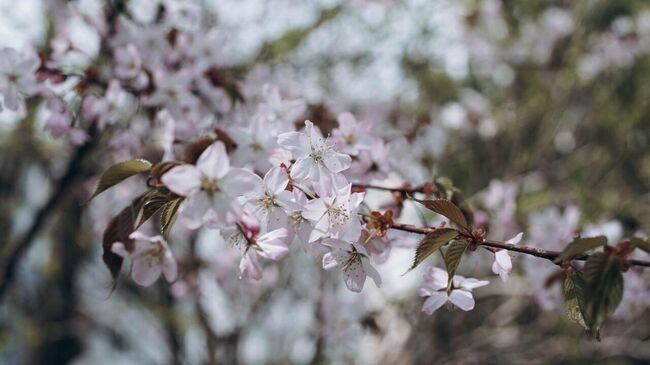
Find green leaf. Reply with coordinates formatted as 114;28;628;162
161;197;184;239
630;236;650;254
404;228;458;274
132;189;170;228
89;159;152;201
444;239;469;286
554;236;608;264
412;198;469;231
583;252;624;335
102;189;169;283
563;271;590;331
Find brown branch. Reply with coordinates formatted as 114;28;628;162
388;222;650;268
0;126;97;299
351;183;427;194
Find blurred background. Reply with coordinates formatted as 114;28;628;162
1;0;650;364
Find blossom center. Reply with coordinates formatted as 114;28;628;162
343;252;362;271
325;203;349;226
201;177;218;192
260;194;275;210
289;211;303;223
309;141;330;164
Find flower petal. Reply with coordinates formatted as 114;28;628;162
197;141;230;179
322;252;338;270
257;228;289;260
343;255;366;292
111;242;130;258
220;168;263;198
422;292;448;315
323;151;351;173
161;164;203;196
132;257;163;286
506;232;523;245
361;257;382;288
239;249;263;280
264;166;289;195
449;289;475;311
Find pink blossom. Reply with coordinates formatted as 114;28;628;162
111;232;178;286
302;174;365;243
0;47;40;111
277;120;351;182
321;239;381;292
331;112;373;156
419;267;489;314
161;141;260;229
221;213;290;280
492;232;523;282
246;166;294;231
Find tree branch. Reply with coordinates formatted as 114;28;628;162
0;127;97;299
388;222;650;268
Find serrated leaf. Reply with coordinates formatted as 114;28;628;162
554;236;608;264
404;228;458;273
89;159;152;201
412;198;469;230
563;271;590;331
630;236;650;254
132;189;170;228
102;189;169;282
583;252;624;335
444;239;469;286
161;197;183;239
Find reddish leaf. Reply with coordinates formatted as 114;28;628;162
412;198;469;230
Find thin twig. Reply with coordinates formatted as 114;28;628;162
388;222;650;268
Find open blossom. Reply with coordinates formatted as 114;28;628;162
331;112;373;155
220;211;290;280
322;239;381;292
419;267;489;314
302;174;365;243
144;70;199;119
258;85;306;131
0;47;40;111
111;232;178;286
82;80;137;129
161;141;260;229
114;43;143;79
44;97;89;145
492;232;523;282
285;189;312;248
246;166;294;231
230;116;279;172
277;120;351;182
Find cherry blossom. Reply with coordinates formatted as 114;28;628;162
161;141;260;229
331;112;373;156
220;211;290;280
492;232;523;282
0;47;39;111
230;116;279;172
302;174;365;243
113;44;143;80
277;120;352;182
111;232;178;287
285;189;312;248
82;80;137;129
246;166;294;231
321;239;382;292
419;267;489;314
258;85;306;131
